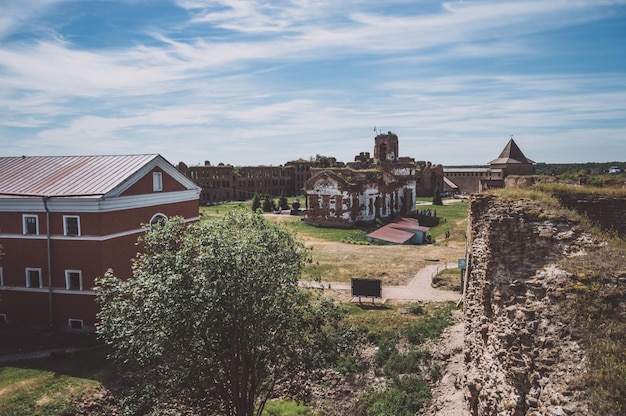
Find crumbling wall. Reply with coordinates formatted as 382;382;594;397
463;194;596;416
555;193;626;237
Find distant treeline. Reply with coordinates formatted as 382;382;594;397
445;162;625;176
534;162;624;176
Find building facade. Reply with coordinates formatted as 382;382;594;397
443;138;535;194
177;160;321;204
0;154;200;329
303;133;444;227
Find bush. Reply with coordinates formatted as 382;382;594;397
374;334;398;367
262;400;313;416
404;303;455;344
382;349;430;378
361;375;431;416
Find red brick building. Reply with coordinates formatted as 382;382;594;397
0;154;200;329
177;160;320;204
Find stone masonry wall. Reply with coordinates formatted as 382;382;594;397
555;193;626;237
463;194;598;416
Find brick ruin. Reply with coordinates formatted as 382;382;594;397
177;160;319;205
303;133;444;227
178;133;444;212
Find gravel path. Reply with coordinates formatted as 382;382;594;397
300;262;462;303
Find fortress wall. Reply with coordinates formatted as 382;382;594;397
463;194;593;415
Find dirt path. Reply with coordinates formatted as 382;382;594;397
418;313;467;415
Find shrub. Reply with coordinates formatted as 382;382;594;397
404;303;455;344
361;375;431;416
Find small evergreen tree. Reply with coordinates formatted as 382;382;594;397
433;185;443;206
251;193;261;212
279;194;290;210
262;195;275;212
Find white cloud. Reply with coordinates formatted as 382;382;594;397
0;0;625;165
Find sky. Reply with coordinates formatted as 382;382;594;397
1;0;625;167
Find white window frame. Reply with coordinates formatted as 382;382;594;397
65;270;83;291
149;213;168;230
63;215;81;236
153;171;163;192
68;319;84;330
22;214;39;235
25;268;43;288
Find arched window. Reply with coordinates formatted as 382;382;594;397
149;213;168;230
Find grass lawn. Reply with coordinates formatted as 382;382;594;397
0;345;114;416
201;198;468;245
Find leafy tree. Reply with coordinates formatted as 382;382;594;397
96;212;347;416
315;154;336;168
251;193;262;212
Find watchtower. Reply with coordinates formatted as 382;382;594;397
374;132;399;163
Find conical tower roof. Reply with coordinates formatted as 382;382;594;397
489;138;534;165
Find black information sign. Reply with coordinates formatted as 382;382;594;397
351;278;382;298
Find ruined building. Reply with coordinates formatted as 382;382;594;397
177;160;319;204
303;133;444;227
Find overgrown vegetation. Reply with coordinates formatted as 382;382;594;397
492;183;626;415
431;267;462;292
559;244;626;415
0;302;459;416
355;302;458;415
262;400;313;416
95;212;356;416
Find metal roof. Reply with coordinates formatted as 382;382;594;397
0;154;160;197
367;218;430;244
367;226;414;244
389;218;430;233
489;138;535;165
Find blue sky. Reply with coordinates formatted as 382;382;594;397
1;0;625;167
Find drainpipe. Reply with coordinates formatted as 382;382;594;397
43;196;53;327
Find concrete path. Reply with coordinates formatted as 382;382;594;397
300;262;462;303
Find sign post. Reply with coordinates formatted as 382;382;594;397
458;258;467;293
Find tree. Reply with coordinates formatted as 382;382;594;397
278;194;290;211
432;184;443;206
262;194;275;212
95;212;346;415
251;193;261;212
315;154;336;168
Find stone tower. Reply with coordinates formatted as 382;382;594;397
374;132;399;163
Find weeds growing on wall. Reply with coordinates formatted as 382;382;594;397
560;244;626;416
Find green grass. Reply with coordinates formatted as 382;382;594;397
0;348;112;416
199;198;469;245
200;201;251;217
0;368;99;416
558;244;626;415
261;400;314;416
425;202;468;241
279;219;374;243
342;302;456;344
